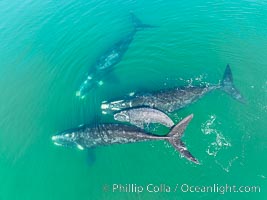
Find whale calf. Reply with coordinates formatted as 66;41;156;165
114;107;174;128
76;14;156;98
101;64;245;113
52;114;199;164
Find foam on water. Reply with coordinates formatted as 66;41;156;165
201;115;239;172
201;115;231;156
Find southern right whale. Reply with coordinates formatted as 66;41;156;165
76;13;155;99
101;64;245;113
52;114;199;164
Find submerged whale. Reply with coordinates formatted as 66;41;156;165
114;107;174;128
52;114;199;164
101;64;245;113
76;14;155;98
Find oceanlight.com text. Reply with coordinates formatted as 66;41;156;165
103;183;261;194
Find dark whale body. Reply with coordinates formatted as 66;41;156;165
52;115;199;164
76;14;155;98
101;65;245;113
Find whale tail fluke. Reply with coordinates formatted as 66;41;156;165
166;114;199;164
221;64;245;103
130;13;157;30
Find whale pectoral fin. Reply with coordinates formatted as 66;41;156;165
87;148;96;166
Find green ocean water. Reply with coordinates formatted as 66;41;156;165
0;0;267;199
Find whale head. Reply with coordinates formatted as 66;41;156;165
52;132;76;146
76;75;96;99
52;129;84;150
114;111;130;122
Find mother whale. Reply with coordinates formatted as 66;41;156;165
52;114;199;164
101;64;245;113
